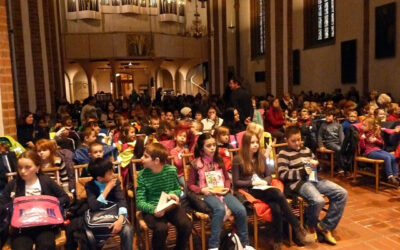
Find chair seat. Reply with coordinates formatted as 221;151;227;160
317;148;334;154
2;230;66;250
355;156;384;164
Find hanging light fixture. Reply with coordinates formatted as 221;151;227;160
190;0;206;38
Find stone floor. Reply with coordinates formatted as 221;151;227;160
276;173;400;250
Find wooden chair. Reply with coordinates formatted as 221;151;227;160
73;164;88;182
41;167;62;184
2;171;66;250
353;151;396;192
131;158;194;250
316;147;335;178
75;176;124;249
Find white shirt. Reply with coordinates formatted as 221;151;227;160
201;118;224;133
25;178;42;196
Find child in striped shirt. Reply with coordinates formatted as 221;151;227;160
136;143;192;250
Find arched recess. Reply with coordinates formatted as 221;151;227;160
186;63;207;95
91;69;112;95
157;69;173;90
175;71;185;94
72;70;89;102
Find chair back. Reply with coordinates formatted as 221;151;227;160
42;167;61;185
74;164;88;182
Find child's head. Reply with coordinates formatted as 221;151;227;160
180;107;192;119
246;122;264;140
17;150;41;182
194;133;217;158
195;111;203;122
374;108;387;123
191;121;204;135
165;111;174;122
365;104;376;116
120;124;137;143
150;117;160;130
160;111;166;121
290;109;298;119
214;126;230;144
326;100;334;109
300;108;310;120
86;121;101;135
174;129;188;147
89;142;104;159
361;117;376;132
388;103;399;115
303;101;310;110
324;109;335;123
347;110;358;123
239;131;265;176
207;106;217;120
88;158;114;183
81;127;97;144
162;121;176;137
35;139;58;164
142;143;169;168
284;125;302;151
173;110;180;120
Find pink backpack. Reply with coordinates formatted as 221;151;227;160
11;195;64;228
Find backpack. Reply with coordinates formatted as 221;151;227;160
220;229;244;250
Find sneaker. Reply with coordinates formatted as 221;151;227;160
306;226;318;241
294;226;315;245
317;223;337;245
388;176;399;187
273;242;282;250
244;246;256;250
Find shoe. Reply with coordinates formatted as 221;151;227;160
273;242;282;250
306;226;318;242
337;169;345;177
388;176;399;187
294;226;315;245
244;246;255;250
317;223;337;245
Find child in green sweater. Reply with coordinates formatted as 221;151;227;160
136;143;192;250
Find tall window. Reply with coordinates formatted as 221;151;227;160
304;0;335;48
251;0;265;58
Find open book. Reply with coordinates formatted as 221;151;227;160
155;192;178;213
251;173;276;190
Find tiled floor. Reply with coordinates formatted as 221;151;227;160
276;173;400;250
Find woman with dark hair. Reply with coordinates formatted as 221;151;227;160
265;98;285;142
221;108;245;135
101;101;117;129
17;112;36;149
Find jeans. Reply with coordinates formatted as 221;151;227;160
325;143;345;172
119;224;133;250
249;188;300;243
298;179;347;230
204;193;249;248
143;206;192;250
367;150;399;177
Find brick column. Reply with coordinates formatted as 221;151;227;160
0;0;17;137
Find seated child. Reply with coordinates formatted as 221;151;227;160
278;125;347;245
360;118;399;186
215;126;233;172
387;103;399;121
318;109;345;174
74;127;116;165
341;110;359;134
85;158;133;250
170;128;190;186
136;143;192;250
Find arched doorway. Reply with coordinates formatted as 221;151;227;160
116;73;134;99
157;69;173;90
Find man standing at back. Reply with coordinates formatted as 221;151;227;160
228;76;253;125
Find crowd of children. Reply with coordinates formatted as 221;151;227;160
0;87;399;249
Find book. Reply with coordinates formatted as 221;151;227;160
155;192;178;213
252;185;276;190
204;170;224;188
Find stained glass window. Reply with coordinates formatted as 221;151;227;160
317;0;335;41
251;0;266;57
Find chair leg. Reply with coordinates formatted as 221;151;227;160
353;160;358;182
375;163;379;193
201;219;206;250
144;228;150;250
288;223;293;246
253;212;258;249
299;199;304;227
189;233;194;250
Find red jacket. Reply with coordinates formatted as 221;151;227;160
387;114;399;121
265;107;285;133
359;130;384;155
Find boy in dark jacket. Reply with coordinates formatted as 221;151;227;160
318;109;345;174
85;158;133;250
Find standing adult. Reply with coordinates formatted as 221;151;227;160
228;76;253;125
80;96;97;125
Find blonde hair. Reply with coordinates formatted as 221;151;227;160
362;117;381;135
246;122;264;139
239;131;265;176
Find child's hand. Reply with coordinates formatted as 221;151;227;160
305;166;312;175
67;192;74;201
201;187;211;195
154;209;165;218
369;137;377;143
168;194;180;203
309;159;319;167
109;217;124;234
106;177;118;190
361;134;366;139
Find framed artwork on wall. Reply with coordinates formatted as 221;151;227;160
375;2;396;59
341;39;357;84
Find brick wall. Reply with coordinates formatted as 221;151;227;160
0;0;17;137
